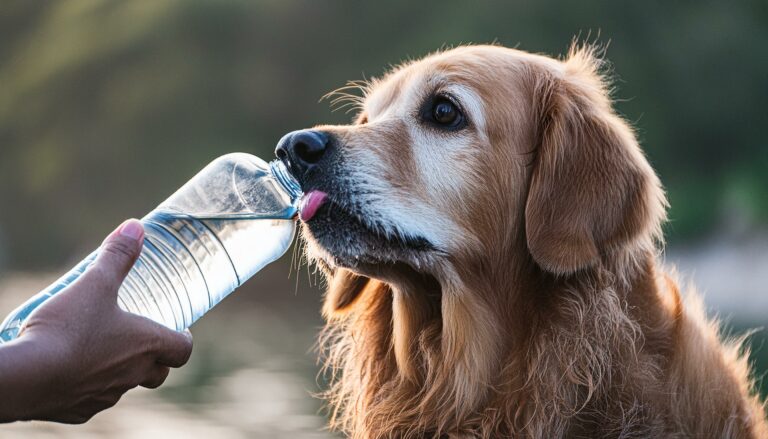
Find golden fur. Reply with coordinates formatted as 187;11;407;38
299;44;767;438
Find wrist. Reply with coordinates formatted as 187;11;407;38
0;338;38;421
0;334;66;422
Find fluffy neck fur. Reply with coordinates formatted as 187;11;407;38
319;233;678;438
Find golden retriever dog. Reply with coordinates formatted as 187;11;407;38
275;44;768;438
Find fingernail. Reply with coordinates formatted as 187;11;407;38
119;219;144;241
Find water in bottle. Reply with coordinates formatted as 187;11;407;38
0;153;303;342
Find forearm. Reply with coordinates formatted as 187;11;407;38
0;336;61;422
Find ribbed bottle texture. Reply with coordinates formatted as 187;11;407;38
0;154;301;342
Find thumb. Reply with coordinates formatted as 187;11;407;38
92;219;144;288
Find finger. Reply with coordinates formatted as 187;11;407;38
89;219;145;295
54;413;92;425
129;315;194;368
122;311;194;368
153;326;194;368
56;394;121;424
140;364;171;389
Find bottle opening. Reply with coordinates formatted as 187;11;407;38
269;160;303;201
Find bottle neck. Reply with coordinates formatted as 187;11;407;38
269;160;303;202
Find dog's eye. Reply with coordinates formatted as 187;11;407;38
432;98;460;126
420;94;467;131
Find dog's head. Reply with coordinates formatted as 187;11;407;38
277;45;665;315
276;45;670;434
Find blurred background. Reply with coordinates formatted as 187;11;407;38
0;0;766;436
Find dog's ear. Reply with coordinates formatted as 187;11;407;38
525;45;666;275
322;269;371;319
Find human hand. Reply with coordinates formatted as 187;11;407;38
0;219;193;423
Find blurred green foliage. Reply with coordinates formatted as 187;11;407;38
0;0;767;270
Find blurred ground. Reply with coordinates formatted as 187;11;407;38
0;239;766;437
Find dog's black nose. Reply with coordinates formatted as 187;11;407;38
275;129;329;181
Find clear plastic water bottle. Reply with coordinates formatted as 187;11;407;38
0;153;302;342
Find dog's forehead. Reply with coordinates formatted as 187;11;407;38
364;46;547;119
364;68;413;117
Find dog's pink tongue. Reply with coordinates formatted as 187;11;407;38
299;190;328;222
